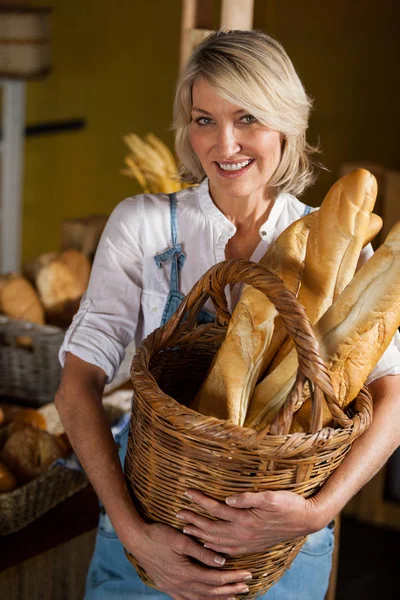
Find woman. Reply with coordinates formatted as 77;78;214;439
56;30;400;599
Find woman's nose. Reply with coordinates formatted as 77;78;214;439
215;126;241;158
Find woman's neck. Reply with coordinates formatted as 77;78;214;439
208;183;275;232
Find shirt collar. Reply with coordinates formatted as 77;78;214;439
197;178;286;242
257;193;286;244
197;179;236;235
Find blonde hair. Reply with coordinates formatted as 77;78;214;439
173;30;319;197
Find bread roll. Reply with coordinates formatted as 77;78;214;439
35;251;90;327
58;249;91;294
2;425;64;483
23;249;90;328
23;252;58;286
0;273;44;325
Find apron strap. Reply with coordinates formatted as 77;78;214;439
153;193;186;293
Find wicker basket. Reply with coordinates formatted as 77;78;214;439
0;464;88;536
0;315;65;406
124;259;372;598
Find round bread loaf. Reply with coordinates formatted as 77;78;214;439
2;426;64;483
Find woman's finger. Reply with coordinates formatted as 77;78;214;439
203;542;243;556
174;534;252;581
182;524;232;546
181;560;252;588
185;490;244;521
177;509;236;533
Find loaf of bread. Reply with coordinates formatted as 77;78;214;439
264;169;378;373
192;212;317;425
257;220;400;432
244;170;378;429
2;424;64;484
32;249;91;327
0;273;44;325
316;219;400;405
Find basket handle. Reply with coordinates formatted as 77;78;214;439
152;259;346;434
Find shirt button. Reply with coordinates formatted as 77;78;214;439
260;230;267;237
152;307;158;313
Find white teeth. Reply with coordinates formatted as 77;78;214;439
217;159;252;171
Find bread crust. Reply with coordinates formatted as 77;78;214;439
245;170;378;428
193;213;316;425
254;221;400;431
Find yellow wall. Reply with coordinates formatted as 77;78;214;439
24;0;182;261
22;0;399;261
259;0;400;206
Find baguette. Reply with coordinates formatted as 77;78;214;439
256;220;400;431
192;212;317;425
245;170;377;428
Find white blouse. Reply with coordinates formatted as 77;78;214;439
59;179;400;385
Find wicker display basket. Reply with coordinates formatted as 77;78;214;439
124;259;372;598
0;316;65;405
0;464;88;536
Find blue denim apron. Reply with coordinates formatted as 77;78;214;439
85;199;333;599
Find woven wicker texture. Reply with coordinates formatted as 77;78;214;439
124;259;372;598
0;465;88;535
0;316;65;405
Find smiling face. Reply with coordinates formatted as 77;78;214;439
189;78;283;205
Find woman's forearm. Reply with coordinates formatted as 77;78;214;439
55;353;145;549
312;374;400;527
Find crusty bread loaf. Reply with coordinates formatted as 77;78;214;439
298;169;377;323
58;249;91;294
255;220;400;432
2;425;64;484
34;250;90;327
245;170;378;429
0;273;44;325
192;212;317;425
23;252;58;286
316;219;400;405
194;171;380;427
36;260;84;309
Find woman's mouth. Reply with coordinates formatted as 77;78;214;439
215;159;255;178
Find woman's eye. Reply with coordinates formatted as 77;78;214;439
194;117;213;126
241;115;257;124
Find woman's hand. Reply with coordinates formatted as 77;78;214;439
176;489;325;556
124;521;253;600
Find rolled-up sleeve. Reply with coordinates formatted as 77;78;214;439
59;196;144;382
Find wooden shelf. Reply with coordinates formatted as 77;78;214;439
180;0;254;69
